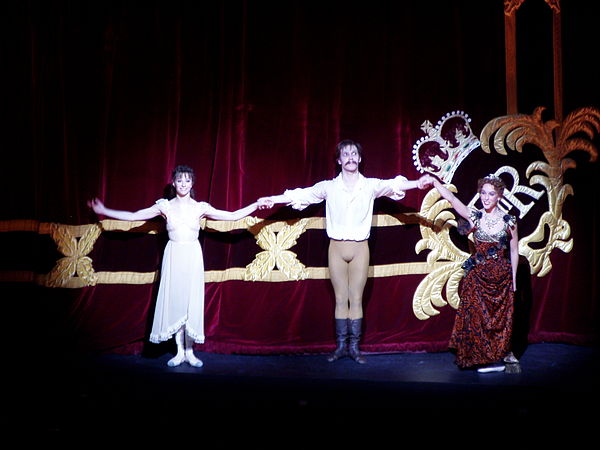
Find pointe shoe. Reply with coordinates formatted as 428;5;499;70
185;352;204;368
167;353;185;367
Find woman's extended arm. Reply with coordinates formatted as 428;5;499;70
204;202;259;221
88;198;161;221
431;178;472;222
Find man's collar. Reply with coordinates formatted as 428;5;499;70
335;172;365;191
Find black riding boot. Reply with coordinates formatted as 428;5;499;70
327;318;349;362
348;318;366;364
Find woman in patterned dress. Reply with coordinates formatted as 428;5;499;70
89;165;259;368
428;174;519;373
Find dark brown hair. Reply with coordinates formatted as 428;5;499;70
170;165;195;198
477;175;506;196
335;139;363;161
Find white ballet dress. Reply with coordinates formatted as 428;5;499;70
149;198;212;344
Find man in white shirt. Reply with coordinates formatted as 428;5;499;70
258;140;431;363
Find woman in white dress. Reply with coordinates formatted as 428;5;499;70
89;165;258;367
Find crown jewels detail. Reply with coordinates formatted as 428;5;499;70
412;111;480;182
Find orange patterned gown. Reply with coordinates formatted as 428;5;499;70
449;210;516;369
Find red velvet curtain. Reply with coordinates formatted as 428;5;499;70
2;0;598;355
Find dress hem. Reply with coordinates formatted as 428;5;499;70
149;316;205;344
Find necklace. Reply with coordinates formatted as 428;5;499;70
482;212;501;228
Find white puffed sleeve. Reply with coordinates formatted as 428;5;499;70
373;175;408;201
284;180;329;211
155;198;170;215
197;201;218;217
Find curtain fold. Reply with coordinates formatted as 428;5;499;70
2;0;598;355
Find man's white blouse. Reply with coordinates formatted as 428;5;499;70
284;173;408;241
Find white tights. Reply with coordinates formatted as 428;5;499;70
167;326;203;368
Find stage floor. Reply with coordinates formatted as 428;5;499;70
22;343;600;438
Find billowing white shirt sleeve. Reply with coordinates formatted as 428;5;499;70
284;180;329;210
282;174;410;241
372;175;408;201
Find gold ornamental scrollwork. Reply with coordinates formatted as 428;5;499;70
504;0;526;16
412;106;599;319
2;107;597;309
413;187;469;319
244;219;309;281
481;106;599;277
46;223;102;287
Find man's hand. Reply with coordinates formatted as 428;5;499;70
257;197;275;210
417;174;435;189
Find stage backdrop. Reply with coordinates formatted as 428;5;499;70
1;0;598;356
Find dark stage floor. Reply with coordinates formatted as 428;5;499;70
21;343;600;439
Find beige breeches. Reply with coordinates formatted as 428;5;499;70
328;239;369;320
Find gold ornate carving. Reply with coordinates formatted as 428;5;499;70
481;106;599;276
503;0;560;15
0;213;439;287
411;106;599;318
244;219;309;281
504;0;526;16
413;187;470;319
46;223;102;287
204;215;261;232
4;104;598;298
544;0;560;14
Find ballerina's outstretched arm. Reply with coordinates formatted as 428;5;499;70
204;201;259;221
88;198;161;221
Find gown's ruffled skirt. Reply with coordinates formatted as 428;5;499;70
149;239;205;344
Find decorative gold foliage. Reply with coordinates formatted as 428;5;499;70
413;262;464;320
504;0;526;16
413;188;470;319
46;223;102;287
481;107;599;165
481;106;599;277
412;106;599;318
416;187;470;264
3;107;599;324
244;219;309;281
481;107;558;157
